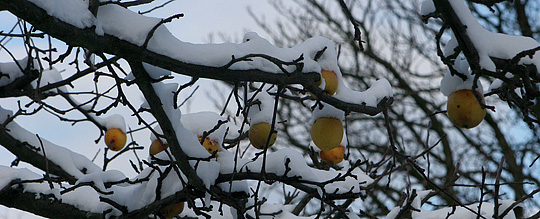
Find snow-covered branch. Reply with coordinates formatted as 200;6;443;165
423;0;540;126
1;0;392;116
0;107;102;183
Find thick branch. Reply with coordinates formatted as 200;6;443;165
432;0;482;74
2;0;391;116
1;0;318;85
0;128;77;184
0;69;39;98
129;61;205;190
0;180;102;219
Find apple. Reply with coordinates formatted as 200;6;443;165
104;128;127;151
447;89;486;129
161;202;184;219
320;145;345;164
248;122;277;149
198;136;220;155
311;117;343;151
149;139;168;156
315;70;338;95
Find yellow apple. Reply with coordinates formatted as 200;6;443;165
315;70;338;95
161;202;184;219
104;128;127;151
149;139;168;156
447;89;486;129
248;122;277;149
198;136;220;155
311;117;343;151
320;145;345;164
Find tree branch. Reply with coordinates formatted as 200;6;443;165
1;0;318;85
0;127;77;184
0;180;102;219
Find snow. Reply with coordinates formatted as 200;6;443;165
142;62;171;80
0;106;102;179
149;125;164;143
142;81;223;190
430;0;540;96
301;38;394;107
0;59;66;92
312;102;345;122
94;4;322;73
489;79;504;91
420;0;436;16
148;80;206;156
443;33;459;57
248;90;276;125
334;78;394;107
217;180;249;193
75;170;126;191
440;56;484;96
28;0;95;29
96;4;162;45
385;207;400;219
31;67;67;92
0;57;31;87
26;1;394;109
174;116;213;159
181;111;231;145
42;189;62;201
104;167;184;214
193;160;220;190
8;1;398;217
0;166;108;213
100;114;126;132
0;166;42;190
62;186;106;212
447;0;540;72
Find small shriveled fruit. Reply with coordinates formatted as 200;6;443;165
320;145;345;164
161;202;184;219
311;117;343;151
248;122;277;149
104;128;127;151
149;139;168;156
198;136;220;155
447;89;486;129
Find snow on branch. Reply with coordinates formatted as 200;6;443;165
422;0;540;127
1;0;393;116
0;0;401;218
0;107;102;183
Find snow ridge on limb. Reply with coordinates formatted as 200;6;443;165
422;0;540;126
0;1;398;218
0;168;104;219
0;107;101;182
421;0;540;72
2;0;392;116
